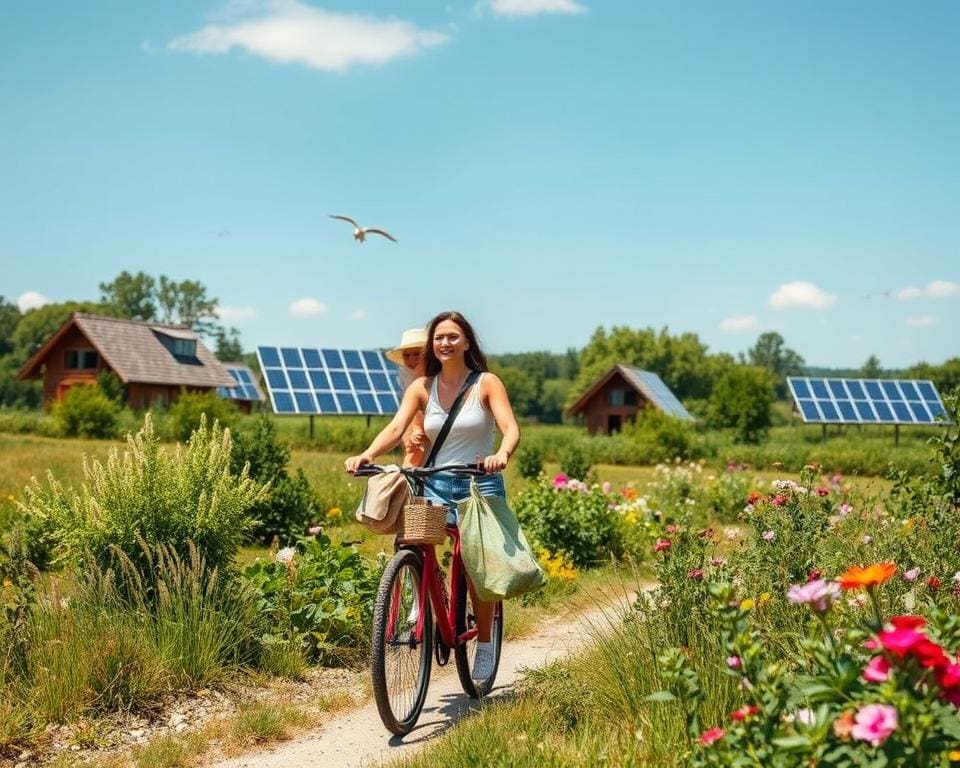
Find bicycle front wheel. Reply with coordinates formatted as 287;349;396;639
453;569;503;698
371;548;433;735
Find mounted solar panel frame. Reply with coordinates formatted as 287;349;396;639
216;363;266;403
256;345;402;417
788;377;946;426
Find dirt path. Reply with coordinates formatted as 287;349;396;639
205;587;644;768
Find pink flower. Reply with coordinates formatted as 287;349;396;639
308;525;322;536
862;655;891;683
839;502;853;515
726;655;742;669
653;539;672;553
787;579;840;613
730;705;760;722
687;568;704;581
761;530;776;542
850;703;897;747
698;727;725;746
816;486;830;497
902;567;920;582
601;481;612;494
771;494;787;507
877;627;926;657
710;557;727;567
553;473;568;489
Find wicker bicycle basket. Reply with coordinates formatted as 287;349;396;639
398;497;447;545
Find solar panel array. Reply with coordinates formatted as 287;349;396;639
787;377;946;425
217;364;265;402
256;346;401;415
620;366;694;421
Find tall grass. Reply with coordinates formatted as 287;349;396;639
3;541;262;746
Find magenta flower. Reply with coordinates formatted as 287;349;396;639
553;473;568;489
771;494;787;507
653;539;672;553
816;486;830;497
698;727;725;746
839;502;853;515
761;530;776;542
787;579;840;613
687;568;705;581
726;655;742;669
851;703;897;747
862;655;891;683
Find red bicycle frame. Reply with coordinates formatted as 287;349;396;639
386;525;477;651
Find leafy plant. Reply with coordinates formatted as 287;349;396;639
20;414;267;579
515;443;544;480
53;383;120;439
243;532;382;665
167;390;238;442
560;442;592;480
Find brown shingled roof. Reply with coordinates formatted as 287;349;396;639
19;313;234;388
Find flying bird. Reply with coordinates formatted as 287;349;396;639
329;215;397;243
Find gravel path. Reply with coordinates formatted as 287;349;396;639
205;587;644;768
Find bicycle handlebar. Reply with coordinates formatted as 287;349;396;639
351;463;493;478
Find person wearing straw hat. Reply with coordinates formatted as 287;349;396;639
385;327;429;467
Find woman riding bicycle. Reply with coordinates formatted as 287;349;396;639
345;310;520;682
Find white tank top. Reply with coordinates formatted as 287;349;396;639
423;373;496;466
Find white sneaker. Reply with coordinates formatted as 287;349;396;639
471;644;496;682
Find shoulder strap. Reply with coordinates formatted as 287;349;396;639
423;370;481;468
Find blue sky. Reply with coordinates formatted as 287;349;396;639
2;1;958;368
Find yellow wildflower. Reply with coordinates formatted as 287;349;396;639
624;511;638;526
326;506;342;519
740;598;755;611
758;592;772;606
949;749;960;762
2;578;12;588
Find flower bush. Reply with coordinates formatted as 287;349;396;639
655;569;960;767
242;531;382;665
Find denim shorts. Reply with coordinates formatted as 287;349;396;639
421;471;506;525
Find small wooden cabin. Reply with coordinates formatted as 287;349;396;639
18;312;235;410
566;364;693;435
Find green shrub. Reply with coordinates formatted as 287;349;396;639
560;442;592;480
53;384;119;439
243;532;381;665
167;390;238;443
513;475;625;568
20;414;267;579
708;365;774;444
515;443;544;480
232;415;320;544
624;410;695;462
96;370;126;405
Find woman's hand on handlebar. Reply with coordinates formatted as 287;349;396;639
344;454;373;474
482;450;509;474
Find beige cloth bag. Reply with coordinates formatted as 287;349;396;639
355;466;413;534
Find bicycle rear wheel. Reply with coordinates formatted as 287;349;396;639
453;569;503;697
371;548;432;735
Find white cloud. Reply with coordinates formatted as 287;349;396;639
168;0;449;73
895;280;960;300
18;291;51;312
479;0;587;17
768;281;836;310
216;304;258;321
906;315;938;327
349;308;367;320
289;297;328;316
719;314;759;332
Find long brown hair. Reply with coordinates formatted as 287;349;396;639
423;311;489;376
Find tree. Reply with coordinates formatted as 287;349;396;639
157;276;219;335
492;365;539;419
860;355;882;379
99;270;157;320
708;365;775;444
214;326;244;362
0;295;21;357
747;332;805;399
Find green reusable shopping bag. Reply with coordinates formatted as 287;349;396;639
458;479;546;602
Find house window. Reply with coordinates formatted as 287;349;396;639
65;349;98;370
172;339;197;357
608;389;639;407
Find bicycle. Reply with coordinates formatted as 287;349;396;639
353;463;504;736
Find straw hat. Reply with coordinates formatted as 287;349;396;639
385;327;428;365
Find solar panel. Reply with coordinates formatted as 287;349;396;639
787;377;947;425
256;346;401;415
217;363;266;402
620;367;694;421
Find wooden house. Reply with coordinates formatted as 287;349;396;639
18;312;235;410
566;364;693;435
